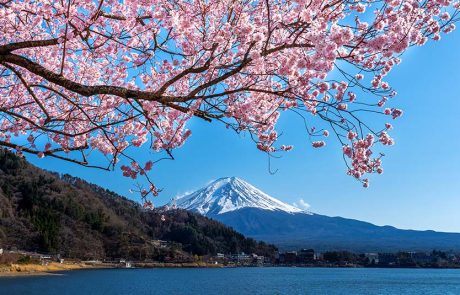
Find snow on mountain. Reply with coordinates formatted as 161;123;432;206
172;177;308;215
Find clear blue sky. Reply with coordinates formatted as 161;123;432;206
27;31;460;233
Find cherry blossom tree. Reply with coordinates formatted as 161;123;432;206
0;0;458;202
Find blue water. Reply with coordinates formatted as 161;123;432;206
1;267;460;295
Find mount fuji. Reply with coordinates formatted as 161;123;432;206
173;177;306;215
172;177;460;252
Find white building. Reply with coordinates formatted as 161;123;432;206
364;253;379;264
0;248;3;255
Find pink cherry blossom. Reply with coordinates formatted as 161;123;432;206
281;145;294;152
379;132;395;146
338;104;348;111
144;161;154;172
143;200;154;210
312;141;326;148
348;131;357;140
0;0;456;195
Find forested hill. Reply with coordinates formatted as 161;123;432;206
0;149;276;260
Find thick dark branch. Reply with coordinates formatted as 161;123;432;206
0;53;177;102
0;38;60;54
0;140;111;170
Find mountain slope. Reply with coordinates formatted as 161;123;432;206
175;177;460;252
215;208;460;252
0;150;276;259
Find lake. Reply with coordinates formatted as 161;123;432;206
1;267;460;294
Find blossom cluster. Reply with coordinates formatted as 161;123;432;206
0;0;457;194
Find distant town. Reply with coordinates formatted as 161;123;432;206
268;249;460;268
2;244;460;270
210;249;460;268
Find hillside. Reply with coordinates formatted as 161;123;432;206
0;150;276;260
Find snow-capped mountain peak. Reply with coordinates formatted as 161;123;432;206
171;177;307;215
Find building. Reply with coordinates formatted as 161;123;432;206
364;253;379;265
378;253;397;265
40;255;53;265
0;248;3;255
213;253;227;264
284;251;298;264
314;253;322;260
152;240;168;248
298;249;315;263
250;254;265;266
278;253;285;264
230;253;253;265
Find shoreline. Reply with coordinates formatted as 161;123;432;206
0;262;116;278
0;262;223;277
0;271;63;277
2;263;459;278
134;262;223;268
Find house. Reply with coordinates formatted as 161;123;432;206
152;240;168;248
40;255;53;265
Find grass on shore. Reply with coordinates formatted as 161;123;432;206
0;262;111;276
0;261;224;277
